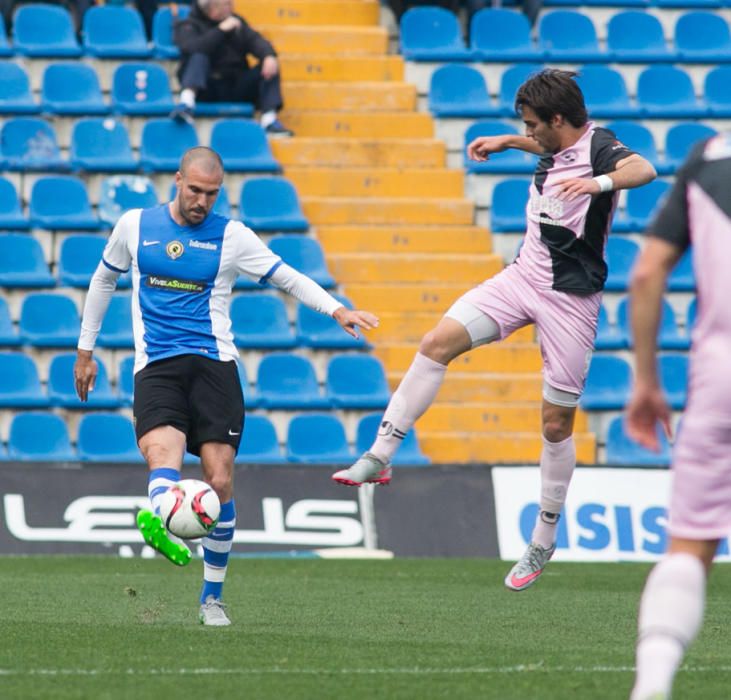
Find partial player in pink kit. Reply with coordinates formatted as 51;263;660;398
332;69;657;590
627;134;731;700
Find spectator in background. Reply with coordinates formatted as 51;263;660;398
172;0;292;136
386;0;460;21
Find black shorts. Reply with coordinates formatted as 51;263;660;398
133;354;245;457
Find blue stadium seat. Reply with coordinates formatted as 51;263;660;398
0;353;49;406
0;15;11;56
580;355;632;410
399;7;472;61
464;122;538;174
152;5;190;58
139;118;198;172
655;0;720;8
256;353;330;409
48;353;120;408
236;414;283;464
604;236;639;291
70;118;137;172
58;234;108;288
617;296;690;350
0;63;39;113
0;297;20;346
236;359;260;409
13;4;82;57
498;64;544;117
607;11;675;62
356;413;430;466
230;294;297;349
605;416;671;467
665;123;716;169
98;294;134;348
82;6;152;58
704;66;731;117
77;413;142;462
268;235;335;288
286;413;353;464
667;247;695;291
538;11;605;61
111;63;175;115
8;412;76;461
296;294;367;349
470;9;541;62
636;65;706;118
686;296;697;335
30;176;100;229
194;101;255;118
41;63;108;115
625;179;671;231
326;355;390;409
594;303;628;350
575;66;637;118
239;178;308;232
0;233;55;287
659;353;689;409
490;178;530;232
209;120;280;172
1;117;67;171
98;175;158;227
429;64;498;117
0;177;29;229
19;293;79;346
605;121;667;175
118;355;134;405
674;11;731;61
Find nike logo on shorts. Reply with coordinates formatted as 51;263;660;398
228;429;240;436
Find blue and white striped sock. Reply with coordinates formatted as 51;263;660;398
200;500;236;603
147;467;180;516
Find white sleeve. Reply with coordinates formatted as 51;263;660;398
78;263;121;351
230;221;284;283
102;209;138;273
269;263;343;317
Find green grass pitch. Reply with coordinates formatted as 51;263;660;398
1;557;730;699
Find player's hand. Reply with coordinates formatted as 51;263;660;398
333;307;379;339
554;177;602;202
74;350;98;402
466;135;511;162
218;16;241;32
261;56;279;80
625;381;672;451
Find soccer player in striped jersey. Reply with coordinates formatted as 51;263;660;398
74;147;378;625
627;134;731;700
332;69;656;591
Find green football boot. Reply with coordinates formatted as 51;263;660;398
136;509;192;567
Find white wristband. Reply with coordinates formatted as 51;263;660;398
593;174;614;193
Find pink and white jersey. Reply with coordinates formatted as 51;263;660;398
516;122;635;295
647;133;731;419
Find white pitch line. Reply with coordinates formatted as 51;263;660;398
1;666;731;677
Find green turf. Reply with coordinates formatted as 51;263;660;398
1;557;730;699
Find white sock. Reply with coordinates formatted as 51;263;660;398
370;352;447;464
260;110;277;128
531;434;575;548
180;88;196;108
631;553;706;700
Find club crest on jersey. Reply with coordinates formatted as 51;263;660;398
166;240;184;259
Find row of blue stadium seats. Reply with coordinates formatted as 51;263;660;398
402;7;731;62
434;63;731;121
582;353;688;410
604;415;671;466
0;174;307;231
0;233;331;290
0;351;391;410
0;116;277;174
0;62;251;118
0;410;429;466
0;5;185;60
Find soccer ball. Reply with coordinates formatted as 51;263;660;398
158;479;221;539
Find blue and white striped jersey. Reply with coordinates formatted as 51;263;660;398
102;204;282;372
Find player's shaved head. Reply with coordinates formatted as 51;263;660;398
179;147;224;178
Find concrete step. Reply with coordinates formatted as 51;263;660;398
345;283;480;312
372;314;534;343
399;373;544;403
303;197;474;225
237;0;379;26
279;55;404;82
262;25;388;54
282;82;416;111
280;111;433;138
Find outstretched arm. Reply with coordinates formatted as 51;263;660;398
467;134;544;161
555;153;657;201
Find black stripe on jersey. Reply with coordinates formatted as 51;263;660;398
533;153;554;194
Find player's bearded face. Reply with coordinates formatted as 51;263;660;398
522;106;561;153
176;167;222;226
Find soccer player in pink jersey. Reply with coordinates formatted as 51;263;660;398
627;134;731;700
332;69;656;590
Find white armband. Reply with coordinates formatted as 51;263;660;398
593;174;614;193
